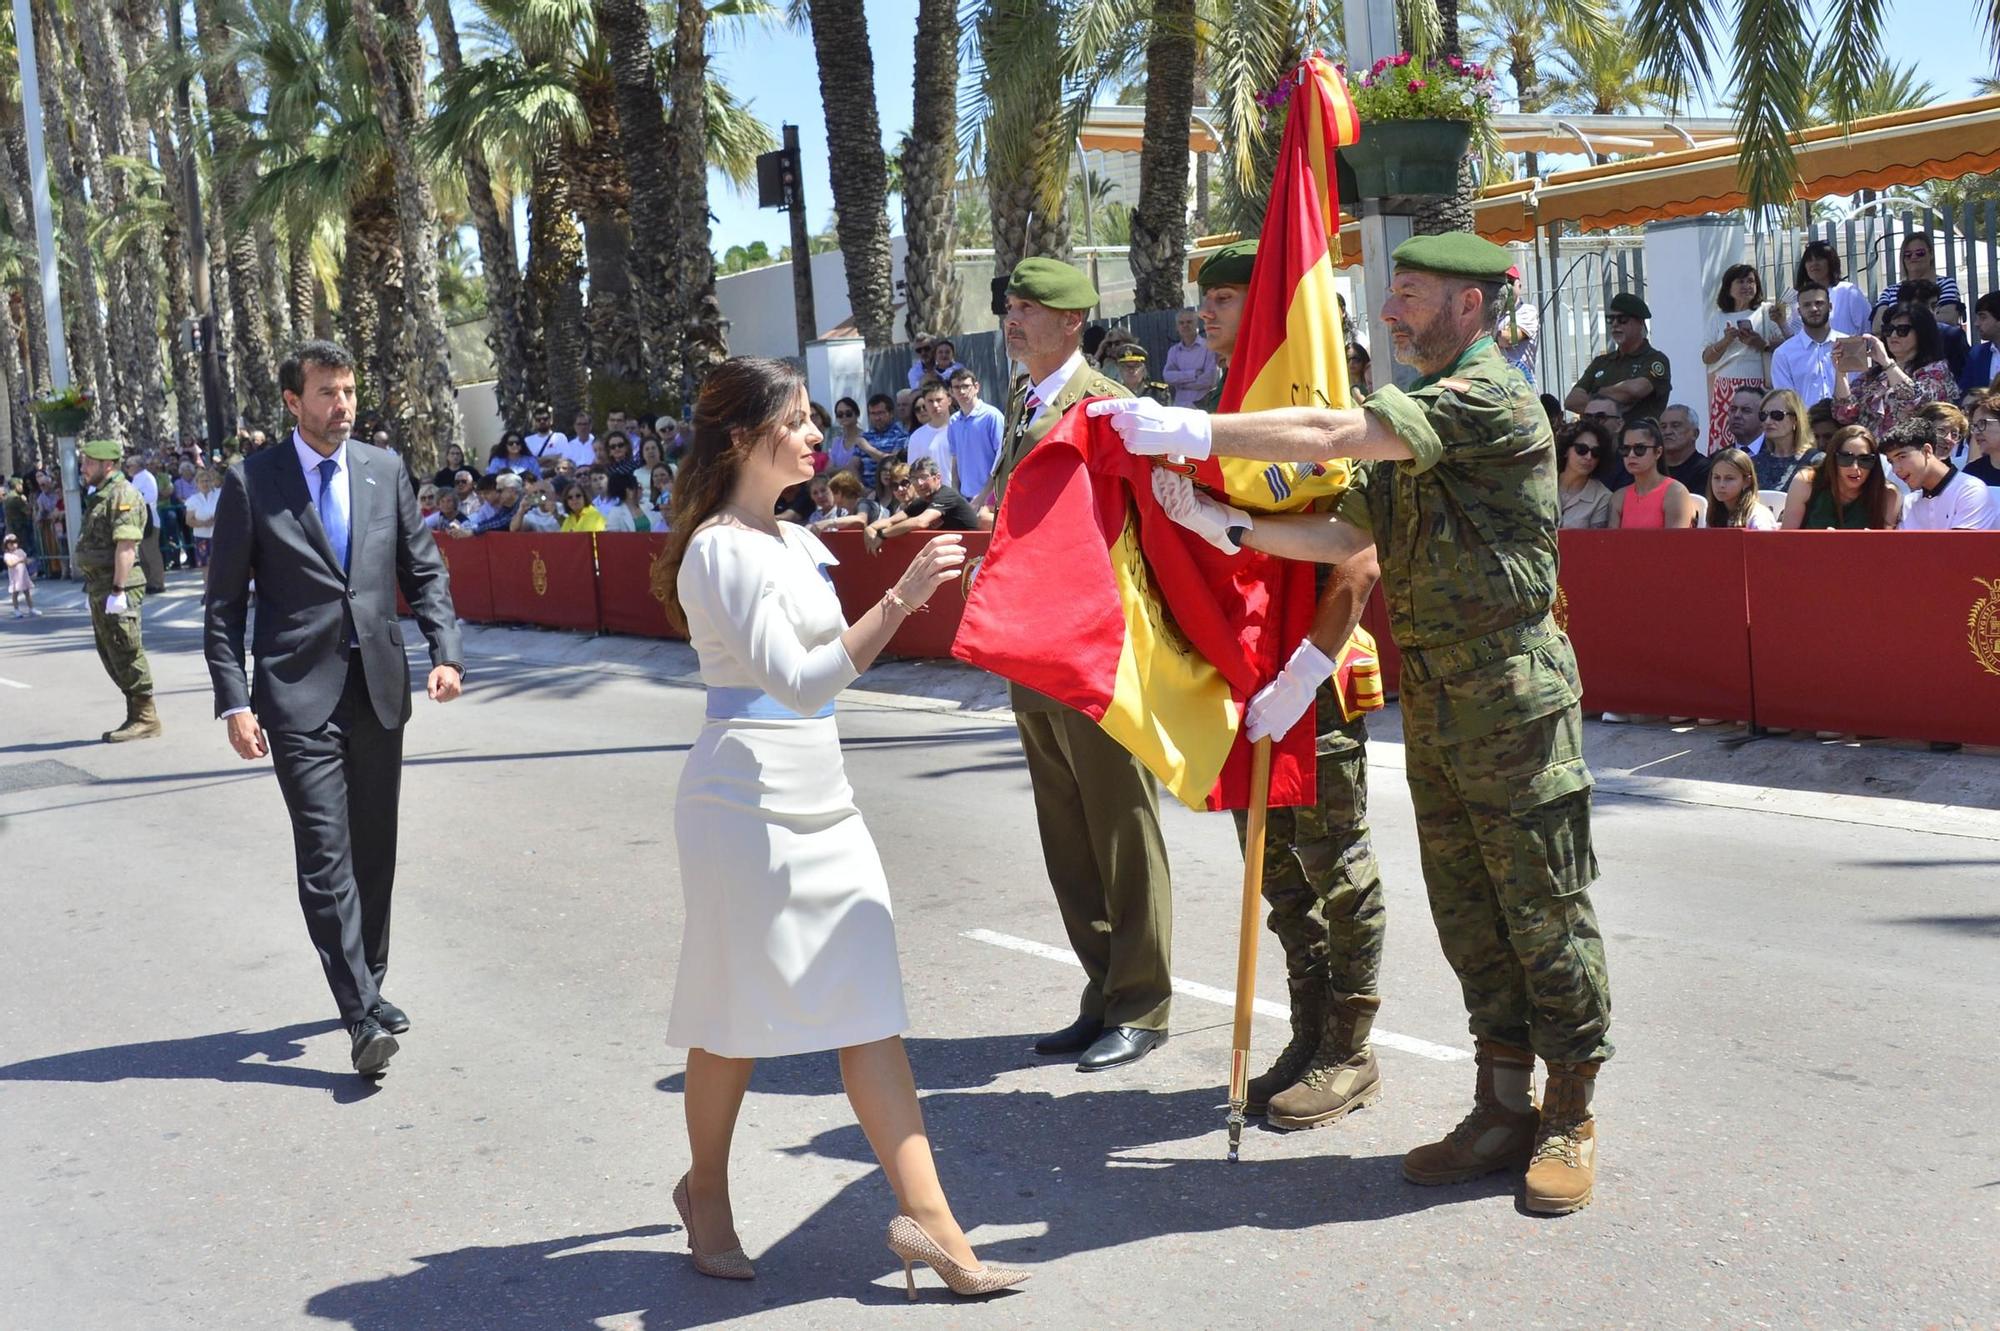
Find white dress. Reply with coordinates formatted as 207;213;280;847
666;519;908;1057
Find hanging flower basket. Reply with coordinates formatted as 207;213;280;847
34;386;93;436
1339;118;1477;200
1335;54;1491;208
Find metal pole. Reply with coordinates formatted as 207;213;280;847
782;124;817;359
13;0;81;572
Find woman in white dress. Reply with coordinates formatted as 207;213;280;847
657;357;1028;1300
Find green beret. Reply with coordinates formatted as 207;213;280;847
1197;238;1257;289
1007;257;1099;311
81;439;124;461
1390;232;1513;281
1609;292;1652;320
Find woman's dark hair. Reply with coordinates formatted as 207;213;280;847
486;442;509;467
1795;240;1843;288
1557;418;1616;484
660;358;809;633
1806;424;1892;528
1715;263;1762;313
500;431;528;455
1878;299;1941;371
1621;418;1663;469
604;430;632;450
607;471;640;504
835;396;861;421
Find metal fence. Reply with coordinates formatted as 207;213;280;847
1514;235;1648;396
1749;203;1999;313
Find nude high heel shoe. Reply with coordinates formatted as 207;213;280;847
884;1214;1029;1300
672;1173;755;1280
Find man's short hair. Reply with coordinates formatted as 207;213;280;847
914;377;948;399
1794;280;1830;300
1661;404;1696;425
827;471;864;501
866;393;895;412
1899;277;1941;306
279;340;356;396
1881;417;1937;454
1731;383;1768;401
1806;398;1839;427
495;472;524;490
947;367;978;387
1975;292;2000;322
908;457;941;479
475;473;500;491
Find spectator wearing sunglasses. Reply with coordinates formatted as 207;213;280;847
1579;394;1633;489
1609;419;1699;529
1564;292;1672;429
1871;232;1961;324
1833;300;1955;438
1752;389;1817;492
1555;420;1614;529
1782;425;1900;529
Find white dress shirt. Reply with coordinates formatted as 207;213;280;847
1028;352;1088;425
1770;329;1839;407
295;429;352;542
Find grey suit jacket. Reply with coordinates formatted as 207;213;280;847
203;440;464;732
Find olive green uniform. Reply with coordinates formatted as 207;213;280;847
995;359;1175;1033
1338;335;1613;1065
1570;341;1672;424
75;471;153;699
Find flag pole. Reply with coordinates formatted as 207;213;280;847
1226;736;1274;1161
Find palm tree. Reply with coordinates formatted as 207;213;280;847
1547;22;1672;126
900;0;961;340
968;0;1072;278
1130;0;1198;311
667;0;729;389
801;0;895;349
597;0;682;402
0;13;54;415
348;0;462;475
1465;0;1615;175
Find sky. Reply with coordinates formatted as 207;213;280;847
701;1;1996;258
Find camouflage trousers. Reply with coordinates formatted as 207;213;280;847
1232;707;1385;998
87;584;153;698
1403;702;1613;1065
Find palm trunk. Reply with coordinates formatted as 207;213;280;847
0;290;23;472
573;78;644;406
670;0;725;387
900;0;961;340
341;180;401;423
203;161;240;429
192;0;281;428
288;234;317;347
1130;0;1197;312
804;0;895;349
980;0;1070;279
261;221;292;353
1412;0;1477;235
431;0;531;426
526;144;586;425
596;0;681;404
349;0;461;476
0;111;52;400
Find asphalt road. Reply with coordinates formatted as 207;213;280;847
3;575;1996;1330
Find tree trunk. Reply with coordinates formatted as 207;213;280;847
1412;0;1477;235
0;108;53;401
341;179;401;424
348;0;461;475
432;0;531;427
191;0;281;428
597;0;680;405
0;291;24;472
804;0;895;349
203;163;240;429
980;0;1070;281
526;144;587;425
1130;0;1197;312
670;0;725;389
900;0;961;340
572;77;645;407
288;235;317;346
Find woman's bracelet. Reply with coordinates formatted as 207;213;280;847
882;587;927;616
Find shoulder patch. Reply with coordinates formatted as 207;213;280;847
1650;361;1667;377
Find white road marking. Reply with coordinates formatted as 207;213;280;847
0;675;29;689
964;928;1469;1062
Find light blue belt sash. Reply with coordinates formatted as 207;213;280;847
705;686;834;721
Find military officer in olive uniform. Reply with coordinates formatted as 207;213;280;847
1094;232;1613;1217
75;439;162;743
1563;292;1672;425
987;257;1175;1074
1110;344;1173;406
1192;238;1390;1130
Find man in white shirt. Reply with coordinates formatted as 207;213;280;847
524;405;568;464
903;379;955;486
562;410;600;468
123;451;166;592
1770;282;1840;408
1161;310;1217;407
1886;418;1993;530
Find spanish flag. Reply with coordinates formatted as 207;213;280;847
1198;52;1362;514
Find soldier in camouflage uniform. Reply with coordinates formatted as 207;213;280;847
1194;239;1389;1129
74;439;161;743
1095;231;1612;1216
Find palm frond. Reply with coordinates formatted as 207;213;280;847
1814;0;1888;125
1726;0;1812;210
703;78;777;189
1626;0;1719;114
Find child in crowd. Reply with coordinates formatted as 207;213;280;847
5;531;37;617
1705;448;1777;529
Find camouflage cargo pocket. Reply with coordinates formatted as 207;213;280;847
1507;756;1598;898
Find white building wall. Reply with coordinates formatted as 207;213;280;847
716;234;912;360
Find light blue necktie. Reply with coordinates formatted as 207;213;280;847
316;457;349;573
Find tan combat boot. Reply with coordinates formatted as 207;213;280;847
1525;1061;1599;1214
1246;978;1325;1115
104;695;162;743
1402;1038;1540;1185
1266;993;1383;1130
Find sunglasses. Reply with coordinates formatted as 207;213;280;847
1584;410;1620;421
1570;444;1602;458
1760;410;1794;422
1885;323;1917;337
1834;452;1876;468
1617;443;1658;456
890;480;913;489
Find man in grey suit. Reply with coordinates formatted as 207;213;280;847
204;340;464;1076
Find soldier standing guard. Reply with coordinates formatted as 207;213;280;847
1095;231;1614;1216
987;257;1176;1074
1191;238;1391;1129
75;439;162;743
1563;292;1672;424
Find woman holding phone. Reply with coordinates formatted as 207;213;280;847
1702;265;1782;452
1832;300;1955;438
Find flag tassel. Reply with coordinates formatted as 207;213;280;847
1225;737;1274;1161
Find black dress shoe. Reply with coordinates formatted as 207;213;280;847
1077;1025;1167;1072
1032;1015;1104;1056
371;998;410;1034
349;1016;399;1076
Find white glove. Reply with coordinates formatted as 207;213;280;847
1150;468;1252;554
103;592;129;615
1246;638;1336;743
1086;398;1214;459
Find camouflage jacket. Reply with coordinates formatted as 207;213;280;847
75;472;148;589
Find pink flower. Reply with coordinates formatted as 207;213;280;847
1391;53;1412;67
1371;57;1389;75
1408;77;1427;89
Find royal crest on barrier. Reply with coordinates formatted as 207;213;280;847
1969;577;2000;677
1552;584;1570;633
531;551;548;597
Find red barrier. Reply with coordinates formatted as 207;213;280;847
596;532;684;639
434;534;494;622
1746;532;2000;745
1558;529;1755;722
483;531;600;631
818;530;992;659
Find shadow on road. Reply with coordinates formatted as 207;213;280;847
0;1019;382;1103
1878;913;2000;936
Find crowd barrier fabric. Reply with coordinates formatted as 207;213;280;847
815;530;991;659
433;535;494;622
483;532;599;632
596;532;682;639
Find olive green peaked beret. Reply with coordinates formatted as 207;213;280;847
1007;257;1099;311
1197;238;1258;289
81;439;125;461
1390;232;1514;281
1608;292;1652;319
